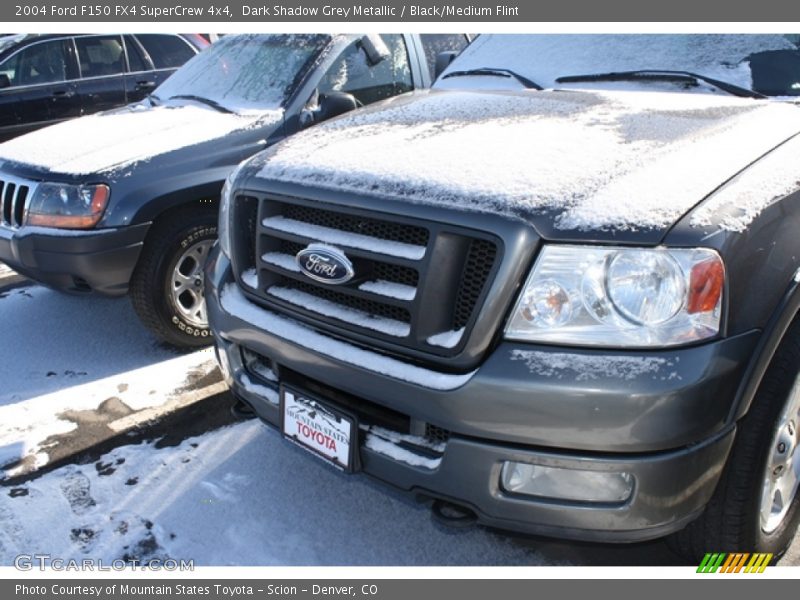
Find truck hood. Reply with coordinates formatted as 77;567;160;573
253;89;800;243
0;103;282;177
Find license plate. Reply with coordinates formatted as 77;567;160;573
281;387;355;471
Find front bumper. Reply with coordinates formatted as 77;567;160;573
207;250;751;542
0;223;150;295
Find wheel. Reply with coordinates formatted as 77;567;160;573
130;207;217;348
668;318;800;562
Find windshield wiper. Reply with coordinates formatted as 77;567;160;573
442;67;543;90
148;94;161;106
168;94;232;113
555;70;765;99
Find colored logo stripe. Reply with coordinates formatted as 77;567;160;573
697;553;773;573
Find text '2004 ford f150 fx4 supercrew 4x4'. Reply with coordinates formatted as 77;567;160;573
208;34;800;561
0;33;470;347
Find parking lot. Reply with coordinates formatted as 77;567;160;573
0;268;797;566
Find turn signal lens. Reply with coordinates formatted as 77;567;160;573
688;258;725;314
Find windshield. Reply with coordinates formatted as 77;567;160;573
0;34;26;56
436;34;800;97
153;34;331;114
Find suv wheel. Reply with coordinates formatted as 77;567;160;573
668;318;800;562
130;207;217;348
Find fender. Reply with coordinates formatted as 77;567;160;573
729;271;800;423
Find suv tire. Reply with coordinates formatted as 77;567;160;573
130;208;217;348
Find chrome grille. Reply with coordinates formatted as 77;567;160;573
0;173;36;229
235;195;501;359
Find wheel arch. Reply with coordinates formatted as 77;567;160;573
730;272;800;423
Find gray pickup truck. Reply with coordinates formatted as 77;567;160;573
207;34;800;561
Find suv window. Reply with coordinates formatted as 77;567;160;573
419;34;469;80
136;34;194;69
319;34;413;105
1;39;70;87
76;35;125;78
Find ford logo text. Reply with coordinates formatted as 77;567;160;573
295;244;355;285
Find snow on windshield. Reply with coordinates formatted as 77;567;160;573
437;34;797;93
154;34;329;114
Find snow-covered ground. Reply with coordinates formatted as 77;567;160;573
0;284;222;478
0;275;798;566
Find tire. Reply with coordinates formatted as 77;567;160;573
130;207;217;349
668;318;800;563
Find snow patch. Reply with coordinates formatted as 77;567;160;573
510;349;677;381
358;280;416;301
690;134;800;232
364;429;443;470
0;105;272;175
262;252;301;272
427;328;465;349
267;286;410;337
240;269;258;289
240;374;279;405
220;284;475;390
262;216;426;260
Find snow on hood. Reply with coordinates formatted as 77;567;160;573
255;89;800;233
0;104;282;176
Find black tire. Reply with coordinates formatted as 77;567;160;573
668;318;800;563
130;207;217;349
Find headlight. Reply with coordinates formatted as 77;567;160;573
218;163;244;259
505;245;724;348
27;183;110;229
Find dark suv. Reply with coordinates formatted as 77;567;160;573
208;34;800;561
0;33;471;347
0;33;209;142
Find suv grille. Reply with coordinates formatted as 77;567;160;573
0;174;36;229
234;195;501;358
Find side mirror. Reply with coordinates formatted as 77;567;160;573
0;74;10;89
434;51;459;80
359;35;390;66
299;91;359;129
317;91;359;121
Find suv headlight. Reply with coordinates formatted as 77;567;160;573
505;245;724;348
27;183;110;229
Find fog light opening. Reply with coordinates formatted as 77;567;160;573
501;461;634;504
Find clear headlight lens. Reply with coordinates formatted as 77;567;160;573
505;245;724;347
27;183;110;229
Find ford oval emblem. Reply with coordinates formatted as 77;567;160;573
295;244;355;285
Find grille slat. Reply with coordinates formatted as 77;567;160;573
0;173;37;229
243;196;499;357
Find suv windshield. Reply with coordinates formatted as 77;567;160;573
153;34;330;114
436;34;800;97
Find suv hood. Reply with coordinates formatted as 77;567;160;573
0;103;281;178
253;89;800;243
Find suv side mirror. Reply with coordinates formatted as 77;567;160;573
317;91;359;121
359;35;390;66
299;91;359;129
0;74;10;89
434;51;459;80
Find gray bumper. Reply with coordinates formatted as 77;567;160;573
207;250;749;541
